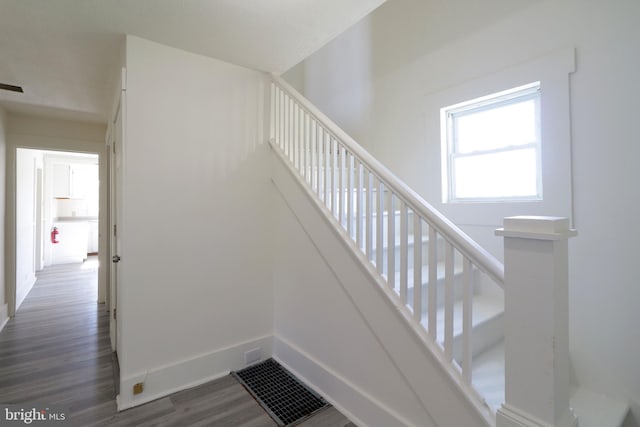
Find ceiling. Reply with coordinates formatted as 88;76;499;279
0;0;384;123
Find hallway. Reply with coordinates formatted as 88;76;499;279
0;260;355;426
0;258;115;423
0;258;115;420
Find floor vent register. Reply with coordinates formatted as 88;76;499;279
232;358;330;426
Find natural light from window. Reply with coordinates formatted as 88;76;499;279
442;82;541;202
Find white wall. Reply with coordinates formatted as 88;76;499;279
0;107;7;330
288;0;640;424
15;148;43;309
6;115;107;313
118;36;273;409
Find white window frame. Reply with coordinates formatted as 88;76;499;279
441;82;542;203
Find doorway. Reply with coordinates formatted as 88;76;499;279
14;148;101;312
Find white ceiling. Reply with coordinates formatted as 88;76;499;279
0;0;384;123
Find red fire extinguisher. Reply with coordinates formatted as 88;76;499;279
51;227;59;244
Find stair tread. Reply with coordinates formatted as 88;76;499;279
570;387;629;427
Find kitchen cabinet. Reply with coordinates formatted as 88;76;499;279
53;164;71;197
52;163;98;200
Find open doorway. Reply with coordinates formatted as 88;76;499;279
15;148;100;311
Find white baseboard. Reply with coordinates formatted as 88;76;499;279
273;335;414;427
0;303;9;332
118;334;273;411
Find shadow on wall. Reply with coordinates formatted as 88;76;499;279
370;0;534;80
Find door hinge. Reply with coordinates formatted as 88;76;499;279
113;224;117;236
113;308;117;320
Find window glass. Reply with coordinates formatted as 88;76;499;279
442;82;541;202
453;148;538;199
454;98;537;154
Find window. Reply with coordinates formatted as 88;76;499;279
441;82;541;202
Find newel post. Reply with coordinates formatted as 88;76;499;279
495;216;578;427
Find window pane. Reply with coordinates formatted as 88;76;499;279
453;148;539;199
455;98;537;154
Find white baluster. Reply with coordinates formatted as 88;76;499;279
324;131;330;207
462;258;473;385
276;87;281;147
303;112;307;178
399;202;408;306
376;180;384;275
314;121;320;196
304;112;309;181
413;215;422;322
444;241;454;361
338;144;345;229
293;104;298;171
296;105;301;172
317;126;323;199
283;94;288;156
284;95;289;157
279;89;284;150
288;97;294;161
356;160;363;251
347;153;353;240
428;227;438;340
387;193;395;290
331;138;338;219
365;169;373;261
270;83;275;142
293;103;299;169
300;107;307;180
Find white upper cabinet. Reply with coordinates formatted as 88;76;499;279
53;163;71;198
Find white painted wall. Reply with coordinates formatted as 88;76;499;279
118;36;273;409
15;148;43;309
6;115;107;313
0;107;7;330
287;0;640;424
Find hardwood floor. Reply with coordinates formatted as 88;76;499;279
0;258;114;421
0;260;354;427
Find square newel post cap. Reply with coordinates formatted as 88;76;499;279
495;216;577;240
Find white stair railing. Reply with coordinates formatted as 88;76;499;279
269;75;505;397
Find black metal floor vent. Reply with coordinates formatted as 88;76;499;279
232;358;329;426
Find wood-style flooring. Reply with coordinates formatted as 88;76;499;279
0;259;354;427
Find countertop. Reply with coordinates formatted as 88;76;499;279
54;216;98;222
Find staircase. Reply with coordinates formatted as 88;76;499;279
268;75;629;427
